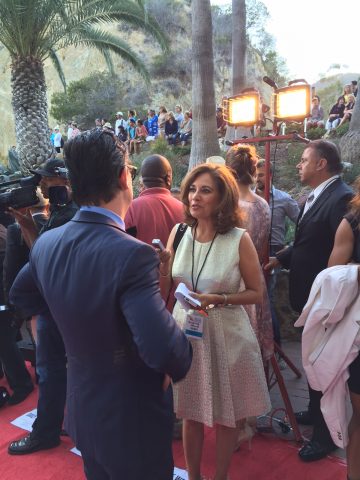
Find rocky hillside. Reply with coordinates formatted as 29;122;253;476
0;37;271;160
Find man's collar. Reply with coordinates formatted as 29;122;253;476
79;206;125;230
139;187;171;197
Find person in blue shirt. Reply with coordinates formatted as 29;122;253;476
146;109;159;139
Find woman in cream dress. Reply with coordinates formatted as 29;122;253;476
159;164;271;480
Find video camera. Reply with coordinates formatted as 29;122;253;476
0;173;41;211
0;165;69;211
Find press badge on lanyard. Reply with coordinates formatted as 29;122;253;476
185;310;205;339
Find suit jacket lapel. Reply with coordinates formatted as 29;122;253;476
296;178;341;233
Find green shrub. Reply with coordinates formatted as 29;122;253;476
334;122;349;137
149;137;171;156
306;127;326;140
285;122;304;135
130;137;190;193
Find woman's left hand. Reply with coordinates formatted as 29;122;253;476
189;292;219;310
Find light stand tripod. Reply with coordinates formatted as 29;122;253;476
228;130;309;442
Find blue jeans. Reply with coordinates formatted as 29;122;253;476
180;133;191;143
32;314;67;441
167;133;178;145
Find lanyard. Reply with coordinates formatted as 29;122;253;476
191;224;217;292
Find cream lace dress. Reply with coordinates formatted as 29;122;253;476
172;226;271;427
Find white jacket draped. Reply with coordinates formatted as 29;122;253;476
295;265;360;448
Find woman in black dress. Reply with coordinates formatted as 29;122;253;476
329;177;360;480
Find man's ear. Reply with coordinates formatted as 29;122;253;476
165;173;172;189
317;158;328;171
119;166;129;190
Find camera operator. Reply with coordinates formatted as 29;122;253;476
7;158;78;455
0;193;48;406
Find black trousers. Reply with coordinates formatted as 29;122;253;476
0;314;33;394
308;384;335;446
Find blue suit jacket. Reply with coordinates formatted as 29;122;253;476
10;210;192;479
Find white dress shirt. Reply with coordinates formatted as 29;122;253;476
302;175;339;217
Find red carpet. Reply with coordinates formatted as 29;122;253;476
0;364;347;480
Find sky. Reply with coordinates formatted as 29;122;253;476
211;0;360;84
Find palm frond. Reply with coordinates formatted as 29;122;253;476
48;48;66;91
42;0;168;56
101;49;115;76
60;26;150;81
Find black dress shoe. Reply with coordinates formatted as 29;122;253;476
8;434;60;455
7;386;34;406
295;410;314;426
298;441;337;462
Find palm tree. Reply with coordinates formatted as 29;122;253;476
0;0;167;171
225;0;248;142
188;0;220;170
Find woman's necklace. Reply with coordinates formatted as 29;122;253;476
191;223;217;292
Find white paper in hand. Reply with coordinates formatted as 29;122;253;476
175;283;201;312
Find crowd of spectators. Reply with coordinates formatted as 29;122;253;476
307;80;358;137
51;102;230;158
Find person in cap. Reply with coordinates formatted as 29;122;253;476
115;111;127;135
0;190;49;407
7;157;77;455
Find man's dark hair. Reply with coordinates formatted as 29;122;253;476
352;80;358;86
312;95;320;102
308;139;343;174
64;130;127;206
256;158;273;175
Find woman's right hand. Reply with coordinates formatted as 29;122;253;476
158;248;171;265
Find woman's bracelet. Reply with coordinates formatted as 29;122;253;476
220;293;228;305
159;270;170;277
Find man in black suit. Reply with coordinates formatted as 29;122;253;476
10;130;192;479
266;139;353;461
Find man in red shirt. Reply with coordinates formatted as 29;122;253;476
125;154;184;247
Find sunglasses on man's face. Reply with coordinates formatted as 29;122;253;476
126;164;138;181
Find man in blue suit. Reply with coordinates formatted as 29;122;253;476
10;130;192;480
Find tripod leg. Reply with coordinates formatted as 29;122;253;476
271;354;303;443
275;342;302;378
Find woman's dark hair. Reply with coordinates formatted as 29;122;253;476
119;126;126;133
308;139;343;174
180;163;241;234
337;95;345;103
137;119;143;126
225;144;258;185
64;129;127;206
